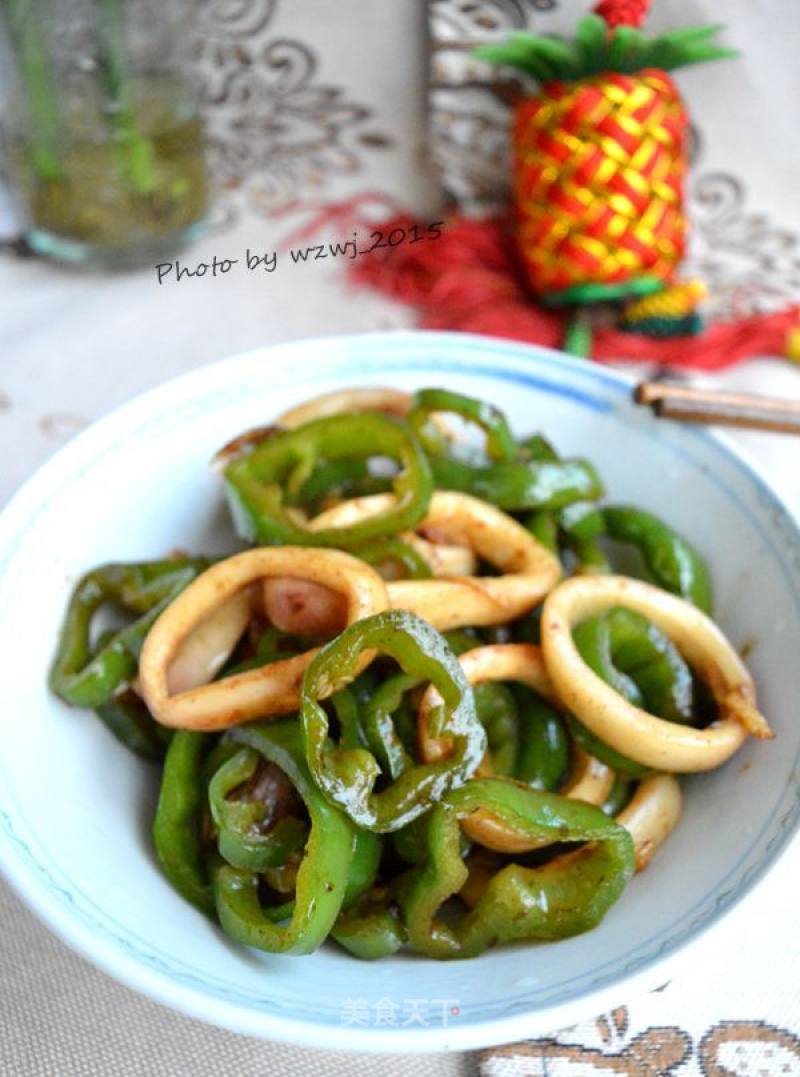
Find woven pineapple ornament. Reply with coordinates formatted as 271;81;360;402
476;0;734;319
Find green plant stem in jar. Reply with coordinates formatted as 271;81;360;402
2;0;208;265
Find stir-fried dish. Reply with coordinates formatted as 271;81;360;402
49;386;772;961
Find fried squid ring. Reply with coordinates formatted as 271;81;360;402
166;590;254;695
560;747;615;807
617;773;682;871
139;548;388;731
278;388;413;427
541;575;772;773
402;532;478;578
311;491;562;630
417;643;611;852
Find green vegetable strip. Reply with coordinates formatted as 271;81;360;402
400;778;635;959
569;605;701;776
409;387;517;462
353;538;432;580
50;558;210;709
224;413;433;548
95;689;171;761
208;747;308;872
431;454;603;511
603;506;712;612
301;610;486;832
214;720;364;955
153;731;215;915
512;689;570;792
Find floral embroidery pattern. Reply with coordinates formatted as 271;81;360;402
192;0;392;219
480;1007;800;1076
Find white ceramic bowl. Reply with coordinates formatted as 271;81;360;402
1;331;799;1053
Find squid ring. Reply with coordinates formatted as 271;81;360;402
139;548;388;731
560;747;615;808
417;643;610;852
401;532;478;578
278;387;412;427
541;575;772;773
166;590;254;696
311;491;562;630
617;773;682;872
418;644;553;852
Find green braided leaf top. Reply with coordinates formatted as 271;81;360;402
474;15;737;81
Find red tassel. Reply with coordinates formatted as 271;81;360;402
276;203;800;372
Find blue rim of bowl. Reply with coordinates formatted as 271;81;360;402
0;331;799;1049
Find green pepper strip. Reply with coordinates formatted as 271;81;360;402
50;558;210;708
223;412;433;548
521;436;610;572
153;731;215;915
443;629;482;656
208;747;309;872
603;505;713;612
87;627;172;759
301;610;486;832
518;433;559;463
96;689;172;761
353;538;433;580
512;687;570;792
474;683;519;777
569;606;699;776
361;672;420;781
212;720;368;955
221;624;323;678
430;453;603;512
400;778;635;958
602;774;634;817
577;607;696;723
293;457;393;513
525;510;559;553
408;387;517;462
331;885;407;961
558;501;610;572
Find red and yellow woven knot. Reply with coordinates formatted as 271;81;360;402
513;69;689;305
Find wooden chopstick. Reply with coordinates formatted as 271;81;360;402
634;382;800;435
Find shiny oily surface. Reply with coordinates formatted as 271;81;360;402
0;332;798;1051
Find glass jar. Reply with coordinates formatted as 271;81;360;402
0;0;208;268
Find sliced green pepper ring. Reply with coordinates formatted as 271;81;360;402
208;746;309;872
603;505;713;613
360;671;421;782
577;607;698;718
566;604;700;776
50;558;210;709
301;610;486;832
212;719;363;955
95;688;172;760
428;453;604;513
153;730;216;916
332;885;407;961
408;387;517;462
223;412;433;548
399;777;636;959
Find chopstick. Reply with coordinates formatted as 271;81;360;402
634;382;800;435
